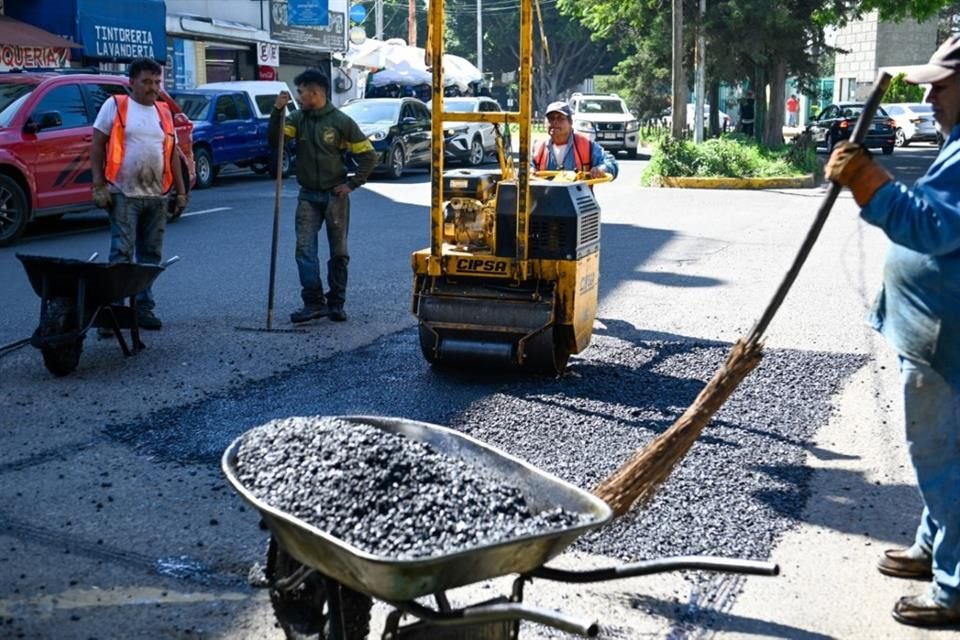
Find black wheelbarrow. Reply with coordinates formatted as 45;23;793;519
17;253;177;377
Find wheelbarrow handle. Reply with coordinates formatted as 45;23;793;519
161;255;181;268
393;599;598;637
530;555;780;583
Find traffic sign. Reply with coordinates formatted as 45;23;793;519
350;4;367;24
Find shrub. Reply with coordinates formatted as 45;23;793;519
642;133;816;184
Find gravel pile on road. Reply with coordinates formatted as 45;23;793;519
233;415;592;559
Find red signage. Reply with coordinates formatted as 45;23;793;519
0;45;69;71
258;65;277;81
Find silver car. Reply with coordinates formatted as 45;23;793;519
884;103;939;147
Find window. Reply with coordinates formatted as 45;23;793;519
413;103;430;123
820;106;839;120
214;95;239;121
886;105;902;116
30;84;88;129
479;100;501;112
401;103;416;122
233;94;252;119
87;83;128;115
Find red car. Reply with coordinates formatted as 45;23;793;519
0;72;196;246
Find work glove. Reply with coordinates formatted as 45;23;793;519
825;141;892;207
92;185;112;210
173;193;189;215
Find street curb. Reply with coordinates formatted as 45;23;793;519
659;174;816;189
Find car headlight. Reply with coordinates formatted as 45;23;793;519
625;120;639;132
444;126;468;137
573;120;595;133
367;130;388;142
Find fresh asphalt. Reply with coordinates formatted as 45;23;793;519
0;144;951;639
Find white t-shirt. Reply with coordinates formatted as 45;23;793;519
552;143;568;167
93;97;171;198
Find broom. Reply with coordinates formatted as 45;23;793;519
594;72;893;517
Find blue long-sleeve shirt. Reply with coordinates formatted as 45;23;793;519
529;134;619;178
861;124;960;386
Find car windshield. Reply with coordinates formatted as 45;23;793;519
909;104;933;113
341;101;400;125
840;105;889;118
577;99;625;114
0;83;35;127
175;94;211;120
444;100;476;113
255;94;295;115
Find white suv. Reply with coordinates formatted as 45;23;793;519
568;93;639;158
430;96;511;166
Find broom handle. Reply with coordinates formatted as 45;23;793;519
747;71;892;345
266;111;286;331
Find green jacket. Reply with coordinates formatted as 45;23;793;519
268;103;377;192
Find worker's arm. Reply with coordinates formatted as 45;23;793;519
335;118;377;196
169;133;188;213
590;142;618;179
90;129;111;209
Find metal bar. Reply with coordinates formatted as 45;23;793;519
530;556;780;583
266;114;285;331
437;112;520;124
394;600;598;637
516;0;533;280
428;0;446;276
0;337;31;358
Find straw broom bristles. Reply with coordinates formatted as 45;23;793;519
594;337;764;516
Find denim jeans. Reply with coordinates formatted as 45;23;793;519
108;193;166;310
900;357;960;609
294;192;350;307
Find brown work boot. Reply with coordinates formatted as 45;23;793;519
892;594;960;627
878;548;933;580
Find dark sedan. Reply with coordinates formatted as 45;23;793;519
806;102;896;154
340;98;431;179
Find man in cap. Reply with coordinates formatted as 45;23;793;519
531;101;618;179
825;35;960;627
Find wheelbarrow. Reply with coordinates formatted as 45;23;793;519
16;253;177;377
222;416;780;639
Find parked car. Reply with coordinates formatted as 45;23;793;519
0;71;195;247
197;80;298;118
340;98;431;178
805;102;896;154
171;88;292;188
429;96;510;166
884;102;939;147
568;93;640;158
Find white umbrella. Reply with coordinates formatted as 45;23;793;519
367;60;432;87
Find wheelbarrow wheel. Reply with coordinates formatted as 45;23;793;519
266;537;372;640
37;297;84;377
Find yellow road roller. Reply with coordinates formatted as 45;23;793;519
411;0;609;375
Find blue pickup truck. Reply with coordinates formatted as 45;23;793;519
171;88;294;188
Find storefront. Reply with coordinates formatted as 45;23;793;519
165;14;267;89
7;0;166;70
269;1;347;98
0;15;81;71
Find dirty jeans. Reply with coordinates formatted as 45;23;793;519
108;193;166;310
295;191;350;308
900;357;960;609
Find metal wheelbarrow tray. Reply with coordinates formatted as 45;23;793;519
222;415;614;603
18;254;165;305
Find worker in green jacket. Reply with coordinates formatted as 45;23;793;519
269;69;378;323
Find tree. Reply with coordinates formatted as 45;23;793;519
884;72;926;102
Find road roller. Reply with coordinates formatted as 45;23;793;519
411;0;609;375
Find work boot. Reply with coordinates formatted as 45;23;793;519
878;547;933;580
892;594;960;627
290;305;328;324
328;304;347;322
136;308;162;331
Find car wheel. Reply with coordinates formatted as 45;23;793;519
882;145;894;155
894;129;908;147
387;144;405;179
251;162;268;175
0;174;29;247
467;137;485;166
194;148;214;189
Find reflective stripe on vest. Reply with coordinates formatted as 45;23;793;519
534;133;592;172
105;95;175;193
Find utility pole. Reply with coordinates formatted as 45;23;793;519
375;0;383;40
408;0;417;46
693;0;706;143
671;0;685;139
477;0;483;73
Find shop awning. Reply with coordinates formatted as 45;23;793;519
0;16;81;49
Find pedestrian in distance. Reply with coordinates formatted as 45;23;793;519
530;102;618;180
739;90;756;136
786;93;799;127
268;69;378;324
825;34;960;628
90;57;189;332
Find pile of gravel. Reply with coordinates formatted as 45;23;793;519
233;416;593;559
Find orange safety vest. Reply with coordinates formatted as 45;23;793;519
104;95;175;193
534;133;592;173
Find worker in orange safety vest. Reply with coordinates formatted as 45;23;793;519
90;58;188;332
531;101;618;180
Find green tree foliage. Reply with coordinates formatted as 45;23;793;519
884;73;926;102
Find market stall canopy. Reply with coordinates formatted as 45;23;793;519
0;16;82;49
343;38;481;90
367;60;432;87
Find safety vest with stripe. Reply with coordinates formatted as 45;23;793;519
105;95;176;193
533;133;592;172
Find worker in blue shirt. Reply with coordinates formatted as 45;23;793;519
826;34;960;628
531;102;618;179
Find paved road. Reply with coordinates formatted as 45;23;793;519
1;145;956;639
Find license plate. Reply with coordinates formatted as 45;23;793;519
602;133;619;140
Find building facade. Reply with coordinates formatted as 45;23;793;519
833;12;937;101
